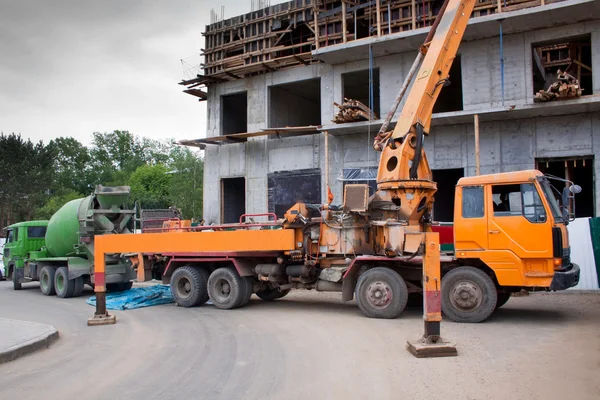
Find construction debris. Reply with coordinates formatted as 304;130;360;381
333;98;378;123
534;69;583;102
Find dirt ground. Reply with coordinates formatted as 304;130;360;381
0;281;599;400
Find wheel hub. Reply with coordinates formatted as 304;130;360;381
218;279;231;296
450;280;482;311
366;281;392;309
177;277;192;298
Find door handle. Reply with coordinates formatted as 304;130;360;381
489;230;500;234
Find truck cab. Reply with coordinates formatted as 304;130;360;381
453;170;579;291
2;221;48;280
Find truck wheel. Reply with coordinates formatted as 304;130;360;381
495;292;511;309
39;266;56;296
207;267;245;310
355;267;408;319
122;282;133;291
441;267;498;323
73;277;84;297
239;277;254;306
170;266;209;307
55;267;76;298
255;288;290;301
12;267;22;291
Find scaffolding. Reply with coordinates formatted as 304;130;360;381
184;0;564;97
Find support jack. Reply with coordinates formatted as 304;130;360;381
87;313;116;326
87;291;116;326
407;335;457;358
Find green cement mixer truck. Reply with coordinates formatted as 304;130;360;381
3;185;137;298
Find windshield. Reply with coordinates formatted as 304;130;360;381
538;178;563;221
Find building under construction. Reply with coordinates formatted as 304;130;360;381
180;0;600;224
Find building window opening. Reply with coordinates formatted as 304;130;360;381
433;55;463;113
342;69;380;118
221;177;246;224
269;78;321;128
536;156;595;218
532;35;593;100
432;168;464;222
221;92;248;135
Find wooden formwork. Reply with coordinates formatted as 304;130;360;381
196;0;565;84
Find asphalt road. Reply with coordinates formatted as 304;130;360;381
0;281;599;400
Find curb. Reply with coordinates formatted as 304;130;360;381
0;323;59;364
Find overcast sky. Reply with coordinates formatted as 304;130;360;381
0;0;286;146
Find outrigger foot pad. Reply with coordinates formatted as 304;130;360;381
406;336;457;358
87;313;117;326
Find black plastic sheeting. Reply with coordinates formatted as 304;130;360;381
341;167;378;196
268;169;321;218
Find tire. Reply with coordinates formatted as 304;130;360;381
170;266;209;308
239;277;254;307
122;281;133;291
207;267;245;310
407;292;423;307
12;267;22;291
255;287;290;301
495;292;511;309
55;267;76;298
39;266;56;296
355;267;408;319
441;267;498;323
73;277;84;297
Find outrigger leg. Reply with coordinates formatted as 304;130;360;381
407;232;457;358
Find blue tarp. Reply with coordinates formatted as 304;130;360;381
86;285;174;310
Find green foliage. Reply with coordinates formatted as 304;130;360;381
168;147;203;220
0;133;54;226
46;137;92;194
34;189;83;220
0;130;204;226
128;163;172;210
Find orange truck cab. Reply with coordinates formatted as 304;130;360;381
453;170;579;288
432;170;580;323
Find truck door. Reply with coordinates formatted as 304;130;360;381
487;183;553;274
454;185;488;250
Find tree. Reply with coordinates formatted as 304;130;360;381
34;189;83;220
89;130;172;186
0;133;54;226
46;137;91;194
128;163;172;209
168;147;203;220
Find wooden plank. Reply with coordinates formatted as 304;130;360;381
474;114;480;176
314;6;320;49
376;0;381;36
342;1;347;43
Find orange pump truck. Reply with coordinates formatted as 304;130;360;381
88;0;580;357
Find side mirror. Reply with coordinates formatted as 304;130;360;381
569;184;582;194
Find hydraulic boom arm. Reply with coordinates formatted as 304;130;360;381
373;0;477;227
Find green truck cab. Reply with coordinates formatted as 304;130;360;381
3;221;49;280
3;186;137;298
